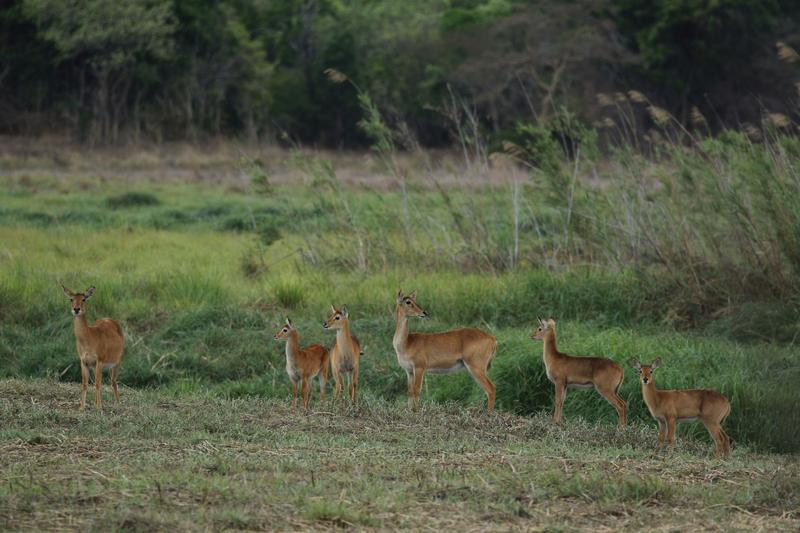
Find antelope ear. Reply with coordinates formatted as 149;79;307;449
83;286;96;300
341;305;349;317
651;357;662;370
396;290;404;303
629;359;641;370
330;304;337;314
409;290;417;301
60;283;73;298
286;317;293;326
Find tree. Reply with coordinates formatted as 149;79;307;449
22;0;175;143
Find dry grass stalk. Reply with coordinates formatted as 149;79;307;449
324;68;348;84
776;42;800;63
765;113;792;129
647;105;671;127
628;90;648;104
596;93;614;107
691;107;708;127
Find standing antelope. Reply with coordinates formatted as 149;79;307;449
60;284;124;410
630;358;731;458
531;318;626;427
393;290;497;411
322;305;363;405
274;318;330;409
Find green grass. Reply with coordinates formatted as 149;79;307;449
0;379;797;530
0;173;798;453
1;162;799;529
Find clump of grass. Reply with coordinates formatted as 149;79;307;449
268;278;306;309
303;500;375;528
106;192;160;209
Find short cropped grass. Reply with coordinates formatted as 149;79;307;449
0;379;797;530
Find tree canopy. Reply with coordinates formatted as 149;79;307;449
0;0;798;145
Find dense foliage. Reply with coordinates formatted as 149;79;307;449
1;0;798;145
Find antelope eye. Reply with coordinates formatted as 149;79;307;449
405;300;411;305
335;316;340;320
282;328;287;332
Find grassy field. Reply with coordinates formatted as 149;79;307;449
1;379;798;531
0;143;799;529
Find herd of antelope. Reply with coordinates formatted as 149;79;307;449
59;284;732;458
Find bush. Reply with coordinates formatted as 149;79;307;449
106;192;161;209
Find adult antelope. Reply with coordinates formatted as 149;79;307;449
530;318;626;427
322;305;363;405
274;318;330;409
393;290;497;411
60;284;124;410
630;358;731;458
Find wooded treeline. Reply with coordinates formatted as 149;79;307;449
1;0;799;146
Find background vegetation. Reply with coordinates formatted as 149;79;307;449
2;0;800;145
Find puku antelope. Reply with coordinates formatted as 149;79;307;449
531;318;626;427
630;358;731;458
274;318;330;410
322;305;363;405
393;291;497;411
60;284;124;410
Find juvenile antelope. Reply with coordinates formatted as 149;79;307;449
322;305;363;405
60;284;124;410
531;318;626;427
630;358;731;458
274;318;330;409
393;290;497;411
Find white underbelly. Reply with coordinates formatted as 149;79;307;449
678;416;698;422
428;361;465;374
103;362;117;370
567;382;594;390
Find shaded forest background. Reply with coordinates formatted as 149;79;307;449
2;0;800;146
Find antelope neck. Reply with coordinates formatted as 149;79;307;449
542;329;561;361
285;330;301;365
336;320;357;356
72;313;91;345
393;307;409;351
641;379;659;405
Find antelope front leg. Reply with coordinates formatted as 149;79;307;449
656;418;667;451
80;362;89;411
318;373;327;402
94;361;103;409
553;382;566;424
301;377;311;410
332;368;343;402
666;417;677;452
291;380;299;410
350;366;359;406
405;369;415;409
412;367;426;411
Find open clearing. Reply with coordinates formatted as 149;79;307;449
1;379;797;531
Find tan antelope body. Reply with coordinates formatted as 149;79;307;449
531;318;626;427
61;284;124;410
631;358;731;458
393;291;497;411
323;305;363;405
274;318;330;409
